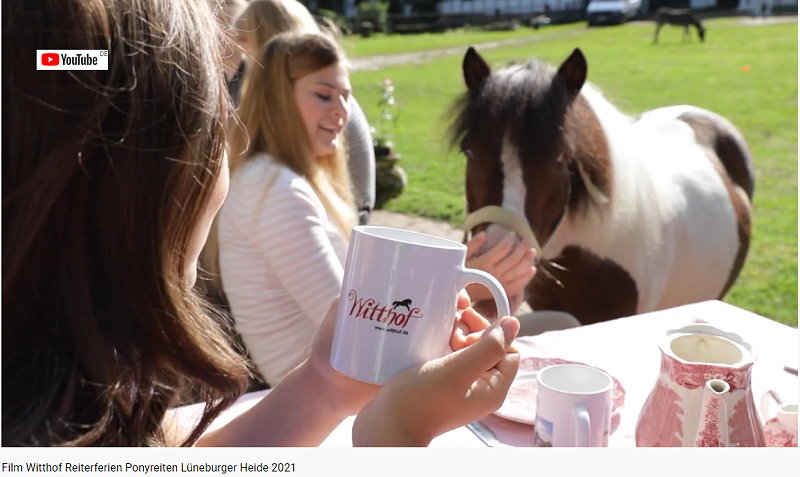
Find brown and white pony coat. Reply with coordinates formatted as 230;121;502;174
452;47;754;325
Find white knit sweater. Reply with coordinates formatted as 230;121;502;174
218;154;350;385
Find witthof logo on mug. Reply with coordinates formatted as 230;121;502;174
37;50;108;70
345;289;423;335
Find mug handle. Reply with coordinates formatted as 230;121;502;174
575;407;591;447
457;268;511;319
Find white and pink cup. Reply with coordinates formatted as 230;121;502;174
330;225;510;385
534;364;613;447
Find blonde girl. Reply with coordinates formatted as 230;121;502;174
218;32;356;385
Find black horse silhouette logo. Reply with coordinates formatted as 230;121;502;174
392;298;412;312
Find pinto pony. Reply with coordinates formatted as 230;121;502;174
452;47;754;325
653;8;706;43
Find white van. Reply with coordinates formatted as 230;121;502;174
586;0;642;26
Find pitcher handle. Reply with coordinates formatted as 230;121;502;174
761;390;783;423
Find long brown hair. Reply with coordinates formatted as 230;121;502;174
231;31;356;237
3;0;250;446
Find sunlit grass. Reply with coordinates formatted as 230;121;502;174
341;23;579;57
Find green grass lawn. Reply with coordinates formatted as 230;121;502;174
349;18;798;326
341;24;578;57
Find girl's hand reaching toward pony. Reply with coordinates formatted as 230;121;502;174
465;231;536;316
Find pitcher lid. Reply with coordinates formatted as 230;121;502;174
661;323;756;366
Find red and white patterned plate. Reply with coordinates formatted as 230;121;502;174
494;356;626;425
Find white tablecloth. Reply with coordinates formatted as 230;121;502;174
172;300;798;447
479;300;798;447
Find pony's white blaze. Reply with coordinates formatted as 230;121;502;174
480;67;537;250
545;85;740;312
484;65;526;250
484;136;528;249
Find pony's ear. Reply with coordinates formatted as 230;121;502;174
556;48;587;96
463;47;491;92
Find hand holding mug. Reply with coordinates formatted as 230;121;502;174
331;226;511;385
309;292;487;419
352;314;520;446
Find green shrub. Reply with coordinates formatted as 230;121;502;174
357;0;389;33
316;8;349;34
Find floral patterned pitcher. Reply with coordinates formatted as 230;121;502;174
635;324;764;447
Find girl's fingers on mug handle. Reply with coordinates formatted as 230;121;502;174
459;306;492;333
462;333;519;354
451;326;468;351
446;316;520;387
461;314;519;352
450;304;489;351
457;289;471;310
452;305;493;350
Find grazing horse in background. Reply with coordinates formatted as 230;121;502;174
654;8;706;43
452;47;754;325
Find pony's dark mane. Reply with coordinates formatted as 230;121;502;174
449;61;571;157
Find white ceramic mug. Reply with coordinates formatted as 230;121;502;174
534;364;613;447
330;225;510;385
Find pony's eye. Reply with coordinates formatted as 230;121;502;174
462;147;474;160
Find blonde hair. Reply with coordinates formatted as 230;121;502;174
236;0;318;51
211;0;249;75
199;1;353;300
232;32;356;238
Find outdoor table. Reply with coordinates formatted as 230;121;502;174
172;300;798;447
